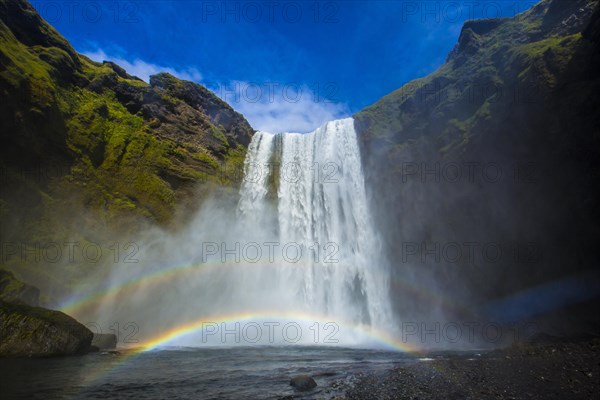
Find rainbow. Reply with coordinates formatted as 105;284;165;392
59;257;466;324
59;258;288;317
73;310;419;390
56;258;467;390
135;310;417;352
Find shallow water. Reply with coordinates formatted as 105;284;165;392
0;346;415;399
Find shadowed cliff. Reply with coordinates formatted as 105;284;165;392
355;0;600;336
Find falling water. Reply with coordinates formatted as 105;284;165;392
236;118;392;332
63;118;394;348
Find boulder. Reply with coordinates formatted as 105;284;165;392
0;301;93;357
91;333;118;349
290;375;317;391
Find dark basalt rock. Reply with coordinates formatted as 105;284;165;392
102;61;143;81
150;72;254;147
91;333;118;350
290;375;317;391
0;270;93;357
462;18;507;36
446;18;507;63
0;301;93;357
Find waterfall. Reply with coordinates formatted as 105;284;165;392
237;118;392;331
66;118;393;348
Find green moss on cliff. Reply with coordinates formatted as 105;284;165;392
355;0;596;153
0;0;255;239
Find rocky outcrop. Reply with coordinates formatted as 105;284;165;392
290;375;317;391
446;18;508;63
0;301;93;357
91;333;117;350
0;270;93;357
149;73;253;148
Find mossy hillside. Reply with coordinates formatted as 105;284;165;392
0;0;255;243
356;0;597;170
64;87;183;223
0;0;255;302
355;2;592;153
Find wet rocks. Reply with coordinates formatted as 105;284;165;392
91;333;118;350
0;271;94;357
345;338;600;400
290;375;317;391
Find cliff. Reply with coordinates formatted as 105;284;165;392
0;0;254;242
354;0;600;331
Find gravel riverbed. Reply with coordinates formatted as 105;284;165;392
319;338;600;400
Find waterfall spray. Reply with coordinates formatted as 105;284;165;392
237;118;393;331
63;118;394;348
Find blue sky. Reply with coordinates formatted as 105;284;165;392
31;0;537;132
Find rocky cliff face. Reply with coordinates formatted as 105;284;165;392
0;0;255;319
0;0;254;242
355;0;600;332
0;0;256;355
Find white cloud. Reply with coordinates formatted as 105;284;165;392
82;50;348;132
82;49;202;83
208;81;350;133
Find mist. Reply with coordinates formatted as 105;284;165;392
50;118;406;350
21;117;564;352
